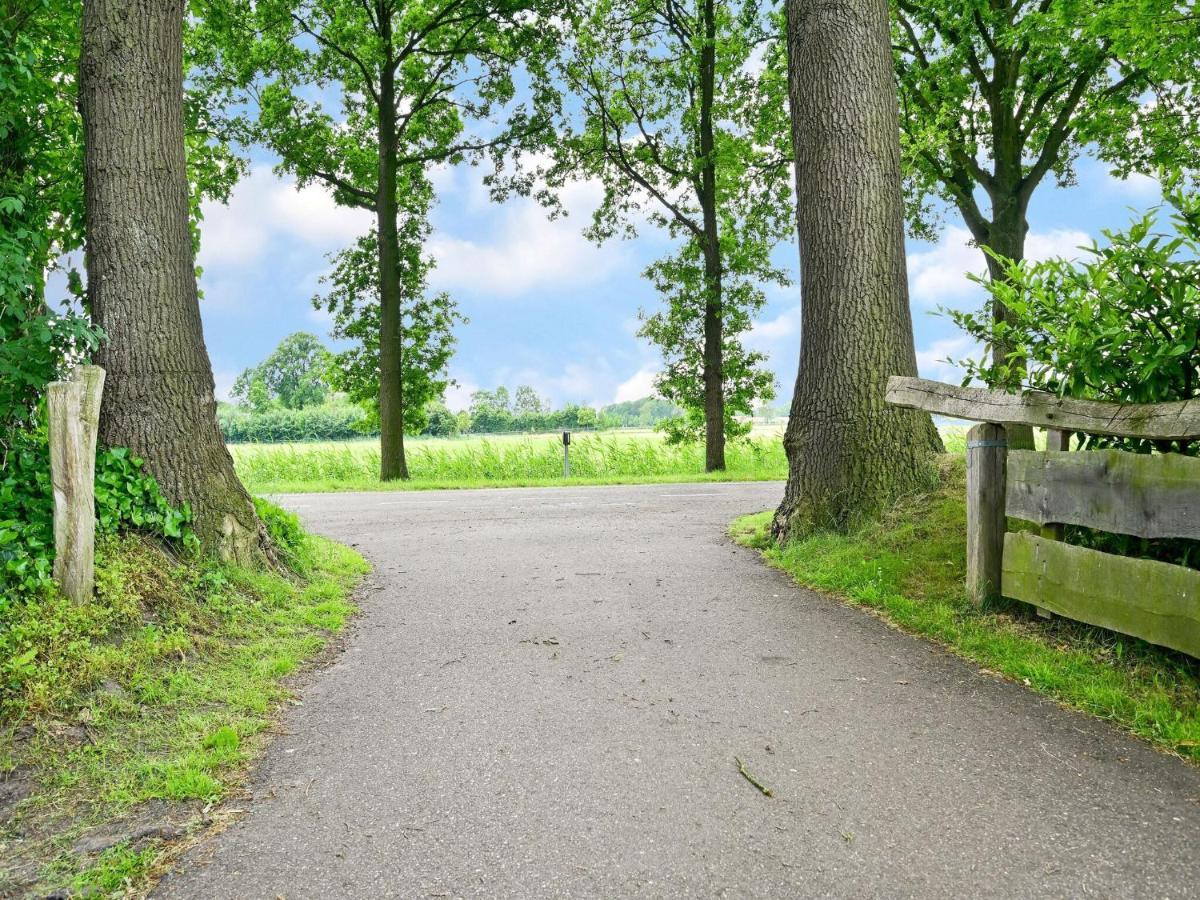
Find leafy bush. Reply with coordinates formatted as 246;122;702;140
218;400;374;443
253;496;308;571
946;179;1199;457
946;179;1199;568
0;432;196;604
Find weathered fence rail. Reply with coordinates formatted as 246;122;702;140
886;376;1200;659
47;365;105;604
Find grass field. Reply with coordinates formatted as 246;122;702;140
228;424;979;493
730;457;1200;763
230;427;790;493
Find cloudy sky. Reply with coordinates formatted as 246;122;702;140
196;146;1160;412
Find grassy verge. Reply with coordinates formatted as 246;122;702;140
730;456;1200;762
0;503;369;897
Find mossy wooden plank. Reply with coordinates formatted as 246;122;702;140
1002;533;1200;658
1007;450;1200;540
885;376;1200;440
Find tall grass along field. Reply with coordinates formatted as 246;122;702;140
231;431;789;493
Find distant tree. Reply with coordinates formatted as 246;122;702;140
195;0;561;479
468;388;514;433
315;232;463;444
576;406;598;428
232;332;332;410
544;0;793;470
513;385;547;416
772;0;941;537
598;397;683;428
80;0;265;561
421;401;459;437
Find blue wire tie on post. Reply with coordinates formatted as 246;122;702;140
967;439;1008;449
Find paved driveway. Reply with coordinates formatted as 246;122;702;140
156;482;1200;898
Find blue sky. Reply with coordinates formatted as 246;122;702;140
196;147;1161;412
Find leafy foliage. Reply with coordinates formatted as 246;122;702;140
946;181;1200;456
231;332;334;411
640;243;776;444
0;0;104;437
0;433;197;605
946;183;1200;568
315;231;464;436
540;0;791;448
218;399;373;443
892;0;1200;248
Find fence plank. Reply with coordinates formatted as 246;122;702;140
885;376;1200;441
966;423;1007;606
48;366;105;604
1002;532;1200;658
1007;450;1200;540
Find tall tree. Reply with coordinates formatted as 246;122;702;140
544;0;793;471
80;0;266;562
892;0;1200;442
772;0;942;537
196;0;559;480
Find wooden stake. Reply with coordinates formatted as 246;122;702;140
966;422;1007;607
48;366;105;604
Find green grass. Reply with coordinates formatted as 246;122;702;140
0;509;369;897
231;429;789;493
730;456;1200;762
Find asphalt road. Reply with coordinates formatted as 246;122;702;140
156;482;1200;899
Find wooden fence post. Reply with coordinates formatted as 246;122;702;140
966;422;1007;607
48;366;105;604
1045;428;1071;452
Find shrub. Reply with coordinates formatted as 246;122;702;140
0;431;196;604
946;178;1199;457
945;178;1199;568
218;400;374;443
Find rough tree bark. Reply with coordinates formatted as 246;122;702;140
375;12;408;482
80;0;267;563
771;0;942;538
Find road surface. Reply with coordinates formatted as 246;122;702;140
156;482;1200;898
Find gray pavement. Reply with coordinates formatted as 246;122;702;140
155;482;1200;899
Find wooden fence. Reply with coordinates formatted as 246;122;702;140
886;376;1200;658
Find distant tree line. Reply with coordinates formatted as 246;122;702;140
219;334;685;442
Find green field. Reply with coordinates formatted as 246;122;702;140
228;424;979;493
229;427;791;493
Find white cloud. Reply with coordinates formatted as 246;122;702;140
443;375;480;412
198;166;371;270
915;335;982;383
907;226;1091;305
907;228;988;303
614;366;659;403
748;305;801;346
212;369;238;402
428;179;624;297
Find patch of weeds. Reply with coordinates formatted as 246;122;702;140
731;455;1200;763
0;510;368;897
72;843;159;895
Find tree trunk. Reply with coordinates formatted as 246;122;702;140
80;0;267;564
376;23;408;482
701;237;725;472
698;0;725;472
981;195;1036;449
772;0;942;539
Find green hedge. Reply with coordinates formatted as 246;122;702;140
218;403;374;444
